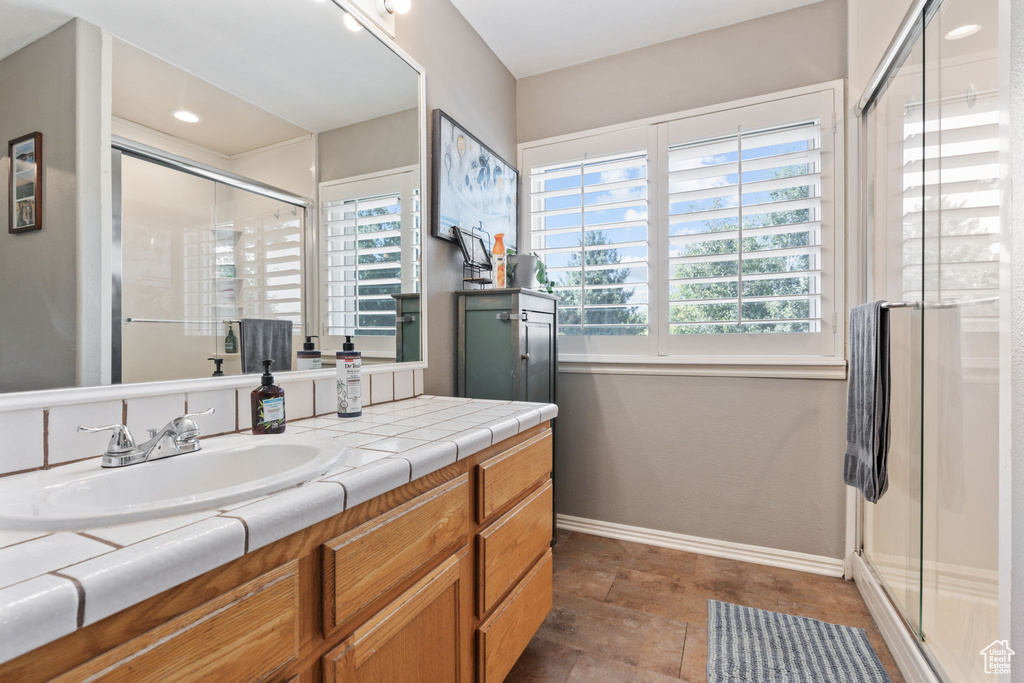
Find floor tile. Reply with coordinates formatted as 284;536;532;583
553;553;618;601
537;592;665;668
604;567;707;623
506;636;581;682
566;652;682;682
514;532;903;682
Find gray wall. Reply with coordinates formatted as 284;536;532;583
557;373;849;558
394;0;517;396
516;2;850;559
517;0;847;143
318;108;419;182
0;21;79;392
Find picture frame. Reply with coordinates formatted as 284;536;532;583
430;109;518;252
8;132;42;234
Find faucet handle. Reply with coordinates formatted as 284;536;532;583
77;424;136;455
183;407;215;419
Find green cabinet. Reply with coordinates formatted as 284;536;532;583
456;289;558;403
393;293;421;363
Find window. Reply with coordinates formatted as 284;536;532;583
320;168;420;356
530;150;650;337
521;86;843;367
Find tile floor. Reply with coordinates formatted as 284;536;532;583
508;530;904;682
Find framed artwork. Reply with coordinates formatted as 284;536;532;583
8;132;42;234
431;110;518;253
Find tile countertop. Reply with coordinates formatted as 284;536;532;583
0;395;557;665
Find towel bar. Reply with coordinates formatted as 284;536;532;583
880;296;999;310
125;317;303;328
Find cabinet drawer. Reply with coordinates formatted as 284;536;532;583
476;430;552;523
322;474;468;632
57;561;300;683
477;550;553;683
477;479;553;616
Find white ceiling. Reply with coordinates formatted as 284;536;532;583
450;0;825;78
112;40;311;156
2;0;418;132
0;2;67;61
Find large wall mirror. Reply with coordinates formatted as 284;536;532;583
0;0;424;394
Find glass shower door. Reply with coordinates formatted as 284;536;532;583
863;21;926;636
862;0;1002;678
919;0;1000;678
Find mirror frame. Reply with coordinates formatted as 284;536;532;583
0;0;428;411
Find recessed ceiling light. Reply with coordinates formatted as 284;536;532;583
171;109;201;123
945;24;981;40
343;12;363;31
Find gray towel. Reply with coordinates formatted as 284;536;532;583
238;319;293;374
844;301;891;503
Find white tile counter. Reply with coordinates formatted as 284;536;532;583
0;395;557;664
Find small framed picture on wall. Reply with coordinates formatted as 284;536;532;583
8;132;42;234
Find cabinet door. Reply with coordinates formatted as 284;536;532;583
323;550;471;683
520;312;554;404
463;307;516;400
57;561;300;683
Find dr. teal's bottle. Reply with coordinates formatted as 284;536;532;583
337;336;362;418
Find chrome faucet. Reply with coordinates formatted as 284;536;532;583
78;408;215;468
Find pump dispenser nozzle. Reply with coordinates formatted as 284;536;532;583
208;357;225;377
261;359;275;386
343;335;355;351
302;335;319;351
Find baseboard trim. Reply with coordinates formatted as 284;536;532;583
556;514;845;577
851;553;938;683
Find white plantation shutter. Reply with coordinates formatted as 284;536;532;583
666;122;823;336
907;90;1001;331
530;151;650;336
321;170;420;352
236;200;304;326
521;87;841;361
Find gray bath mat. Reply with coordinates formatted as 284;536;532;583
707;600;891;682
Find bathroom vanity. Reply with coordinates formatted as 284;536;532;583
0;398;556;682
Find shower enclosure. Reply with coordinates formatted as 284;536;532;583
113;140;310;384
859;0;1002;679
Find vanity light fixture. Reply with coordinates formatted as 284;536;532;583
343;11;363;31
171;109;201;123
376;0;411;15
945;24;981;40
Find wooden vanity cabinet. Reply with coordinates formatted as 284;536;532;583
0;423;553;683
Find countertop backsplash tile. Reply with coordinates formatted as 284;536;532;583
46;400;124;466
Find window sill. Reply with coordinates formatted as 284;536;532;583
557;355;848;380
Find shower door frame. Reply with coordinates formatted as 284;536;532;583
109;137;314;384
850;0;1011;680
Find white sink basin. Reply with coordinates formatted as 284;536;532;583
0;440;346;531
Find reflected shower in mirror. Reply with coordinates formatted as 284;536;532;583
0;0;422;393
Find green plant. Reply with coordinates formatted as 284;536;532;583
534;254;555;294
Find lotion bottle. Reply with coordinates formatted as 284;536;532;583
297;335;322;370
336;336;362;418
251;359;286;434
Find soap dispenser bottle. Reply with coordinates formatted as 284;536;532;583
297;335;322;370
336;336;362;418
208;357;225;377
224;325;238;354
251;359;286;434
